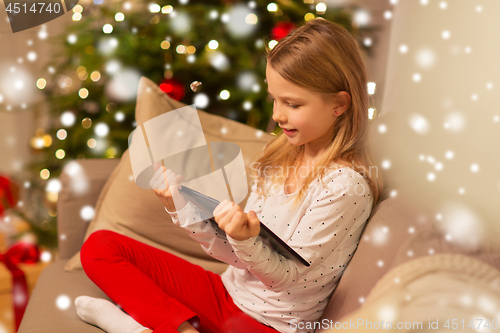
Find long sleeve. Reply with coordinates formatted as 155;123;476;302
225;172;373;292
165;182;266;270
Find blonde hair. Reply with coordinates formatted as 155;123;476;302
250;18;383;212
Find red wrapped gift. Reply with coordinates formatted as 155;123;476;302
0;175;18;217
0;242;41;332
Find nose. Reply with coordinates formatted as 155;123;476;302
271;101;287;124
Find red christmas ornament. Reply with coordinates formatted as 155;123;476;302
272;21;297;41
159;78;185;101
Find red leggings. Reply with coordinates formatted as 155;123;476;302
80;230;279;333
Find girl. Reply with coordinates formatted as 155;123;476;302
75;18;382;333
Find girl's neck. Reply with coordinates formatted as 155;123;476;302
297;149;351;169
298;148;323;166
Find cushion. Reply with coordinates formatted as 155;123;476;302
64;76;273;273
336;253;500;330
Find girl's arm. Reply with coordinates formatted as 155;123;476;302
225;173;373;292
165;182;265;270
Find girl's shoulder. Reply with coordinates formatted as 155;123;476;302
317;164;372;195
250;162;370;199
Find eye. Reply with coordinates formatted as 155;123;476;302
268;95;299;109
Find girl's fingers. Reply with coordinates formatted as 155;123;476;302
173;175;184;190
214;201;237;220
152;171;165;189
222;201;235;214
152;178;167;190
226;203;240;223
214;199;229;216
152;169;171;189
229;210;244;225
150;165;166;187
151;176;161;189
166;172;178;188
151;169;185;192
155;170;182;191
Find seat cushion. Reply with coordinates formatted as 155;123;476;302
64;76;273;273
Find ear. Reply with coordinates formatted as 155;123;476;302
332;91;351;116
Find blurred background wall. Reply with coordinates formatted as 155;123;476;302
371;0;500;251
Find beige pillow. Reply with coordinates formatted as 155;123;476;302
331;253;500;333
64;76;273;273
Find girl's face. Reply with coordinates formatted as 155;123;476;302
266;63;341;156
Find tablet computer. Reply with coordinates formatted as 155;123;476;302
178;185;310;267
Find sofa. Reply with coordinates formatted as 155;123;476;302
19;77;500;333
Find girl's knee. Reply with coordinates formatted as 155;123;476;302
81;230;119;270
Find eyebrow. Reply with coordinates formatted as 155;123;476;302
266;88;305;102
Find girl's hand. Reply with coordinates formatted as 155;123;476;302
213;200;260;241
149;161;188;212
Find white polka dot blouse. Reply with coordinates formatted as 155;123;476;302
165;166;374;333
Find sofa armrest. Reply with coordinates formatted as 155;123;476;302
57;158;121;260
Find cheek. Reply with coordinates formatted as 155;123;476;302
289;113;308;129
293;115;315;132
316;109;335;126
298;111;333;133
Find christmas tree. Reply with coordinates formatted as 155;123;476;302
21;0;380;248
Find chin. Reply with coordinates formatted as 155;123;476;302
287;139;302;146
